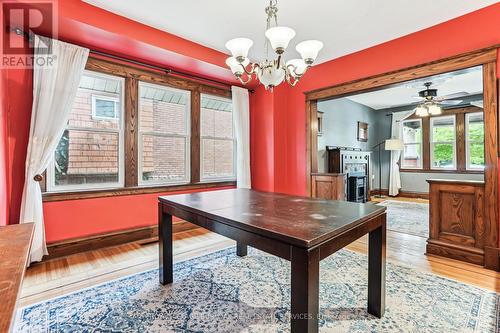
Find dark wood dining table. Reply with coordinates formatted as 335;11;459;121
158;189;386;333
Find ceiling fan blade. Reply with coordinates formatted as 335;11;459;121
438;91;469;100
440;100;463;106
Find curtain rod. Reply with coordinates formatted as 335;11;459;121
13;27;254;93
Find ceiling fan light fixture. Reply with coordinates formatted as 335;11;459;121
428;104;442;115
415;105;429;117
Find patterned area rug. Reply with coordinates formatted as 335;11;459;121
377;200;429;237
16;248;498;332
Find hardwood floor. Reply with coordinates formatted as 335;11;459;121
20;198;500;308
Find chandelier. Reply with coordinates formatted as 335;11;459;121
225;0;323;90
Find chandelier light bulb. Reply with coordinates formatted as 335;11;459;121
427;104;442;115
296;40;324;64
264;26;296;54
286;59;308;78
226;57;249;76
257;62;285;90
225;38;253;62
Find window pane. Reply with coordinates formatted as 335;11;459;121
467;114;484;142
138;82;190;185
402;143;421;168
432;143;454;168
200;95;235;180
402;120;421;143
141;135;187;182
469;142;485;169
94;99;116;118
54;130;119;186
202;139;234;179
139;84;189;135
69;74;122;131
432;117;455;142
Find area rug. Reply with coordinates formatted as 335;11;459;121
377;200;429;237
15;248;498;332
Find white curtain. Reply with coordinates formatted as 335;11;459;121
388;110;415;196
20;36;89;263
231;86;251;188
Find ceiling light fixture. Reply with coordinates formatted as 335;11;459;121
225;0;323;90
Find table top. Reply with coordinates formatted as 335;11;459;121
0;223;34;333
159;189;385;248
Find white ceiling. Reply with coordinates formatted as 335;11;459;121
82;0;498;64
345;66;483;110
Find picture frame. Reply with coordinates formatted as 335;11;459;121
357;121;368;142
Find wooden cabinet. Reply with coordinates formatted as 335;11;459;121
311;173;346;201
426;179;486;266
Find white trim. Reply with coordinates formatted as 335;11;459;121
91;94;119;120
47;71;125;192
465;112;485;171
430;115;456;170
137;81;191;186
400;118;423;169
200;93;237;182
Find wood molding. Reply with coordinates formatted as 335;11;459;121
44;222;198;261
124;77;139;187
426;241;484;266
190;91;201;183
484;246;500;271
86;57;231;98
42;181;236;202
305;46;498;101
370;189;429;200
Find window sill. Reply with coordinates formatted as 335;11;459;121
399;168;484;174
42;181;236;202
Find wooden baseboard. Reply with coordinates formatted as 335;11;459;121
426;240;484;266
370;189;429;200
484;246;500;271
44;221;198;261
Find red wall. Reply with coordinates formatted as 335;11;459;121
250;3;500;196
1;0;246;241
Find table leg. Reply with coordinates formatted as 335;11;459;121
236;242;247;257
158;203;173;285
368;214;386;318
290;246;320;333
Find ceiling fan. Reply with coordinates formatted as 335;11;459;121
413;82;467;117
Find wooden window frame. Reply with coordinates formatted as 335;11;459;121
399;106;484;173
43;56;234;202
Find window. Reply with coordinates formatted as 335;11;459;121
200;94;236;181
138;82;191;185
430;116;456;169
47;70;124;191
92;95;118;119
466;112;485;170
401;119;422;169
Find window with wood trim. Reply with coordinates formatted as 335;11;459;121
430;116;456;170
47;70;125;191
138;82;191;186
465;112;485;170
44;57;235;197
200;94;236;181
401;119;423;169
399;106;484;173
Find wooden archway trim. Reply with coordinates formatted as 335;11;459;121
305;46;499;270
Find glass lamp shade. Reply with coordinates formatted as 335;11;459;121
286;59;308;78
225;38;253;60
296;40;323;64
385;138;404;151
428;104;442;115
415;105;428;117
257;65;285;90
265;27;296;53
226;57;249;75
